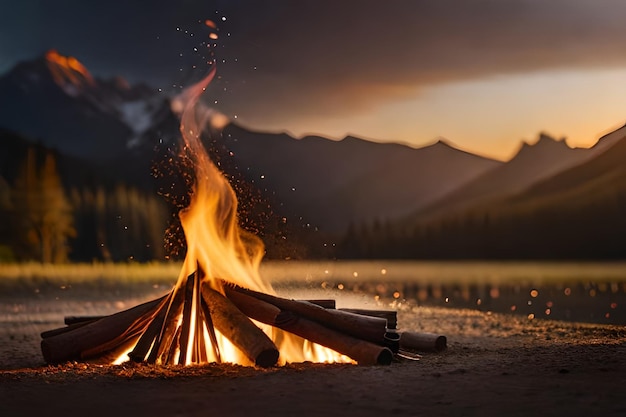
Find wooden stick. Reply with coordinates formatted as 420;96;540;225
300;299;336;309
201;283;279;368
148;287;185;364
339;308;398;329
194;315;207;363
200;296;221;363
86;335;142;365
81;320;149;359
275;311;393;366
399;332;447;352
167;325;183;365
178;272;196;365
41;320;98;339
64;316;104;325
41;295;166;364
193;273;203;363
190;266;206;362
153;284;186;364
225;289;392;365
81;298;166;359
225;288;281;323
226;285;387;344
128;293;172;362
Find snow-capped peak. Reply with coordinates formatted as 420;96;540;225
45;49;95;97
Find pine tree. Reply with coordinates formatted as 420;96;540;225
0;177;10;210
0;176;14;261
94;187;112;261
39;152;76;262
11;148;40;260
12;149;75;263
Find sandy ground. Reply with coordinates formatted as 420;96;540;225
1;296;625;417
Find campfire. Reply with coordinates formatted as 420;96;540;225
40;54;446;368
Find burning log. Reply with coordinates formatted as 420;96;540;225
177;272;197;364
164;325;182;364
224;287;281;323
41;295;165;364
127;293;173;363
199;290;221;362
153;285;186;364
225;285;388;344
200;283;279;367
224;287;392;365
339;308;445;352
276;311;393;366
193;273;207;363
41;280;447;367
41;270;446;368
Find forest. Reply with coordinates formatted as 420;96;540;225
0;146;168;263
3;134;626;263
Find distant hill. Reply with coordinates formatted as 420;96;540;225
0;51;504;233
0;128;120;190
468;128;626;258
366;124;626;259
3;50;626;260
407;131;619;224
0;50;168;160
503;124;626;216
220;124;502;231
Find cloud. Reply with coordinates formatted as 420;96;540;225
211;0;626;123
3;0;626;131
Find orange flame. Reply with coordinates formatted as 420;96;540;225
173;66;270;294
116;47;353;365
116;64;351;367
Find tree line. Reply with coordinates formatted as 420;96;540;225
0;147;169;263
0;144;319;263
335;200;626;260
5;145;622;262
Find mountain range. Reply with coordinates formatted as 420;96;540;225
409;128;624;225
392;123;626;259
0;50;625;259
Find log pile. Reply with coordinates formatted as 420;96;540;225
41;272;446;367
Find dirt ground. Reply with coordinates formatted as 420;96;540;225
1;300;625;417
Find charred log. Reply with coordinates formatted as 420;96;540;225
201;283;279;368
41;295;165;364
225;284;388;344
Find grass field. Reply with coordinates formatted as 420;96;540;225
0;260;625;324
0;262;182;283
2;260;626;285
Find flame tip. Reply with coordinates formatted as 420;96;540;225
114;50;348;367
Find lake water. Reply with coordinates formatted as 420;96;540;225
1;261;625;326
262;260;626;325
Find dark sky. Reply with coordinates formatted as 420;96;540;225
2;0;626;159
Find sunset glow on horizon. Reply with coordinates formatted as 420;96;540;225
262;67;626;161
2;0;626;161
